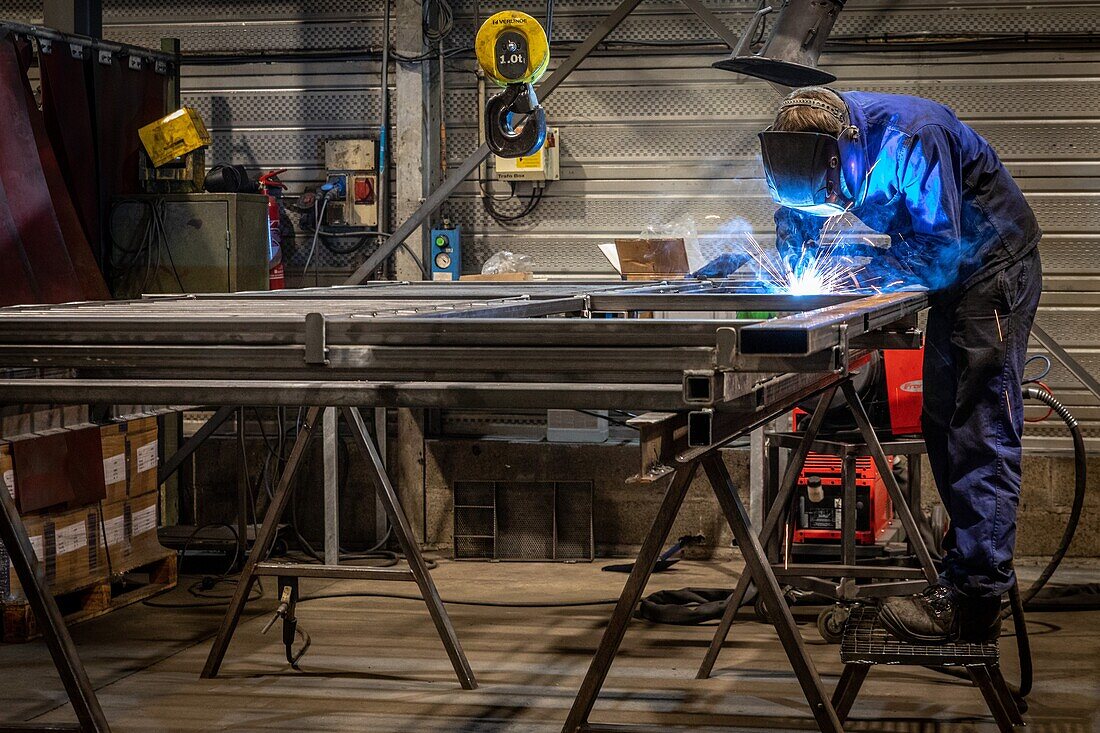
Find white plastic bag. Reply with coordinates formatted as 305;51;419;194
482;251;535;275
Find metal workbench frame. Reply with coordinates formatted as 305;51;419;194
0;280;928;733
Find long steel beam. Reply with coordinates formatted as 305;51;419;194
0;379;690;411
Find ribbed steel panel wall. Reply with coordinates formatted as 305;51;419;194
5;0;1099;442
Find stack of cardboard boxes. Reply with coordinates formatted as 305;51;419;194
1;417;166;603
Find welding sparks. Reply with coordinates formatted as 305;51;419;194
728;212;880;296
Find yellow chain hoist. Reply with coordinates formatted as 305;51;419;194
475;11;550;158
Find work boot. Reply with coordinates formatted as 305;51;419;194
879;585;1003;644
879;584;960;643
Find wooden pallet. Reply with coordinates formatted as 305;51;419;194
2;552;177;643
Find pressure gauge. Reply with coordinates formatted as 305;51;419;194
435;252;452;269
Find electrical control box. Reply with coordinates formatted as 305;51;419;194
494;127;560;182
324;139;378;228
430;225;461;281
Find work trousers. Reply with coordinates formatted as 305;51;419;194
921;246;1043;598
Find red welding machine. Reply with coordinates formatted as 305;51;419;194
793;455;893;545
792;348;923;545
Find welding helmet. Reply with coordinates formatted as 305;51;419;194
759;96;868;215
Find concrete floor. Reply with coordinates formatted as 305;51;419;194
1;557;1097;732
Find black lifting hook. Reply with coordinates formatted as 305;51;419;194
485;82;547;158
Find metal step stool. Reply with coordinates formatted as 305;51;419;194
832;605;1025;732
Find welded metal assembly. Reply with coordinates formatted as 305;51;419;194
0;280;925;414
0;279;927;733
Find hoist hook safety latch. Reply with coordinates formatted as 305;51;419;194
485;82;547;158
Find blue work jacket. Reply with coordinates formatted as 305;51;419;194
775;91;1041;290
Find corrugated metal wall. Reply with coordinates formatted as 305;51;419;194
4;0;1099;444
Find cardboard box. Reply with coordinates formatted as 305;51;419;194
612;238;690;281
100;423;129;504
9;432;76;513
1;444;13;503
102;492;165;573
0;503;106;601
7;427;108;513
127;421;159;497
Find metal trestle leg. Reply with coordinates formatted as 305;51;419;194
561;446;844;733
200;404;476;689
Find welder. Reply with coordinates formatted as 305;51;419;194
753;87;1042;643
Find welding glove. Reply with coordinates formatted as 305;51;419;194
692;252;751;279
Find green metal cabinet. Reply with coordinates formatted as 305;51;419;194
109;193;270;294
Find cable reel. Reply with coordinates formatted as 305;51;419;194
475;11;550;158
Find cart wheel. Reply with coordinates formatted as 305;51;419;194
753;594;770;623
817;605;848;644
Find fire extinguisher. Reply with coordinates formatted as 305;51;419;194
259;169;287;290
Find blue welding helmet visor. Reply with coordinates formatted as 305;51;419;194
759;130;846;214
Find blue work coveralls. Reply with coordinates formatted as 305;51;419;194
777;92;1043;598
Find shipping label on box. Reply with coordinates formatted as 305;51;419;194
128;421;159;496
101;424;129;503
103;453;126;486
104;514;126;549
136;440;158;474
1;445;13;499
4;505;104;600
132;503;157;536
103;492;164;572
0;513;45;600
54;519;88;556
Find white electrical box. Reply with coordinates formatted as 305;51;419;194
494;127;560;182
325;139;376;170
324;139;378;228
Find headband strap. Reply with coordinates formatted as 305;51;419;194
779;97;847;126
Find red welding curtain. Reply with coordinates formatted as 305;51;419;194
0;33;86;304
93;54;167;199
14;37;110;302
0;30;165;306
39;41;101;265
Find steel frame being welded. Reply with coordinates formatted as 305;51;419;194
0;280;927;733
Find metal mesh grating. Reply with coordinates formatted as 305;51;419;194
452;480;593;561
496;482;555;560
555;482;594;560
454;481;494;507
841;605;999;666
454;535;493;559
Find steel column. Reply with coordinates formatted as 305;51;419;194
322;407;339;565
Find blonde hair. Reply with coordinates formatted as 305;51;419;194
773;87;846;136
